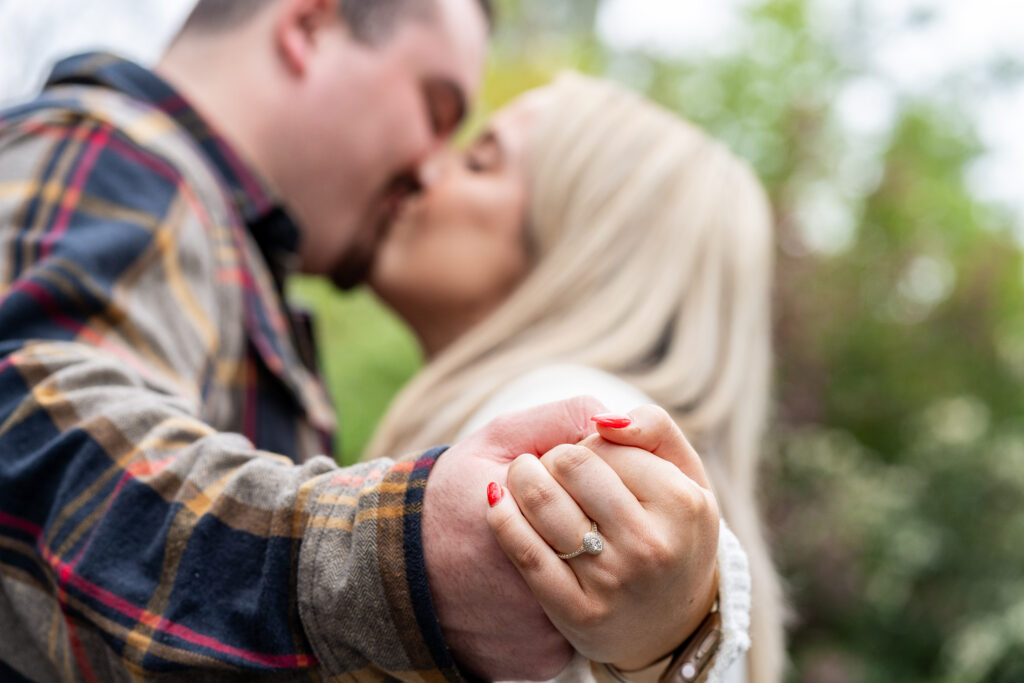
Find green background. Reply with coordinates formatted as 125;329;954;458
289;1;1024;680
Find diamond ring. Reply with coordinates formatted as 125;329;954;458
557;521;603;560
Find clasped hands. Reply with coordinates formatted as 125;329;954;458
423;397;720;680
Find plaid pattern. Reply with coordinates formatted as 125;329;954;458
0;53;459;681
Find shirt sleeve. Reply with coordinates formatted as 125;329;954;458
0;114;457;679
462;365;752;683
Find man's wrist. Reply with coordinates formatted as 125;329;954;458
297;448;457;677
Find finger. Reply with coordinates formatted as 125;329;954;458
536;443;645;537
485;482;582;610
574;436;689;500
579;438;720;524
480;396;607;462
507;453;598;557
591;405;711;489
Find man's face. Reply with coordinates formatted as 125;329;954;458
272;0;489;286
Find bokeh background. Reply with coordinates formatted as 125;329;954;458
3;1;1023;681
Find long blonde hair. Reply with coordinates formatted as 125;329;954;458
366;72;785;683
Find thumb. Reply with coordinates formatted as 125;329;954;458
479;395;607;462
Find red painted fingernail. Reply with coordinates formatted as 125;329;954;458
487;482;503;507
591;413;632;429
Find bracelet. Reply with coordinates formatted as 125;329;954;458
657;600;722;683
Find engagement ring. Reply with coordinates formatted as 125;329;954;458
557;521;603;559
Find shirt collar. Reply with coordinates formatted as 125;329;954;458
45;52;301;269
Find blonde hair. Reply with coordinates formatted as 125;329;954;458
366;72;786;682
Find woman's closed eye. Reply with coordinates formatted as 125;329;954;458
465;131;503;173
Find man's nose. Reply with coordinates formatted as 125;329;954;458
414;149;452;190
413;125;449;174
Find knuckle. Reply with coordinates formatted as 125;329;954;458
702;489;722;521
678;485;718;529
636;404;682;449
506;454;531;489
667;480;701;515
591;565;626;593
642;535;676;568
489;507;516;540
485;413;518;439
513;540;549;574
517;479;560;512
576;599;612;629
628;519;674;568
489;507;518;539
546;444;592;479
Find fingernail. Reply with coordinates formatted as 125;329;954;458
591;413;632;429
487;481;503;507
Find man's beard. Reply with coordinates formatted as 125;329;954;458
329;204;395;290
329;240;377;290
330;175;419;290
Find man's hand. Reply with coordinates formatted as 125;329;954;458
422;396;605;680
486;405;720;670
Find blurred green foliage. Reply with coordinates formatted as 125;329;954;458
289;0;1024;679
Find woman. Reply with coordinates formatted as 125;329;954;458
365;73;785;683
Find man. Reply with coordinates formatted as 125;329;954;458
0;0;725;680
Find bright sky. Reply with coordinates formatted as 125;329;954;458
0;0;194;103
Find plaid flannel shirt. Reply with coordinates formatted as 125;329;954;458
0;53;459;681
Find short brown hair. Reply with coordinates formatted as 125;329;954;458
181;0;494;42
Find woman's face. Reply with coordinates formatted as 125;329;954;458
369;89;551;327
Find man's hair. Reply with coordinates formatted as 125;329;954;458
181;0;494;42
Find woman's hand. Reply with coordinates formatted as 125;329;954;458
485;405;720;670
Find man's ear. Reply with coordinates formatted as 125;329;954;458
274;0;341;76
